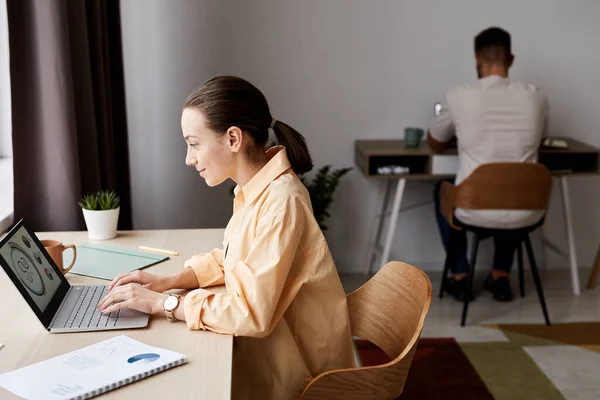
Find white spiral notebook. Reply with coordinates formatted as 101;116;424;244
0;335;187;400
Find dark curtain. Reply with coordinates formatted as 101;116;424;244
7;0;132;231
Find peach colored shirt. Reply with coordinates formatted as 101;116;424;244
183;146;355;399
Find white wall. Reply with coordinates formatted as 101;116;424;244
0;0;12;157
121;0;600;273
0;0;14;231
120;0;233;229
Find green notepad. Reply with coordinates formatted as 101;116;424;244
64;243;169;280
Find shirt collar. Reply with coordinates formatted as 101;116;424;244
234;146;292;206
479;75;508;86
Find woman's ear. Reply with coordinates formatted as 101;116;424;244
226;126;243;153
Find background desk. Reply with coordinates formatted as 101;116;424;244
0;229;232;399
356;138;600;295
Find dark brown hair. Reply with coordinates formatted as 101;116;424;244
183;76;313;174
475;27;512;65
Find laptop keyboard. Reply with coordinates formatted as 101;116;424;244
61;286;121;329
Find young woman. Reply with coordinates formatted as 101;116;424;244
98;76;355;399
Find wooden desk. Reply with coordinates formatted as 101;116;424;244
0;229;232;399
356;138;600;295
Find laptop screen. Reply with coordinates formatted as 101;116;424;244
0;220;70;327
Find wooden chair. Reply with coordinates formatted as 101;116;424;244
301;262;432;400
439;163;552;326
587;246;600;289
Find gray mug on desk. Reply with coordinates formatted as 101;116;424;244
404;127;424;148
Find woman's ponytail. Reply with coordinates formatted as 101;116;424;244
272;120;313;175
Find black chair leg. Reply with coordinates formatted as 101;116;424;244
517;242;525;298
461;234;480;327
524;235;551;326
439;252;453;299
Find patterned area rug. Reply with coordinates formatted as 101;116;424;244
356;323;600;400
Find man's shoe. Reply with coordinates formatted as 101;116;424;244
485;275;514;302
445;277;474;302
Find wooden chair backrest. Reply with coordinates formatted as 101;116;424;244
454;163;552;210
301;262;432;400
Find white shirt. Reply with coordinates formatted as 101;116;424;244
430;75;549;229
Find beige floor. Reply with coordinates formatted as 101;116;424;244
341;268;600;338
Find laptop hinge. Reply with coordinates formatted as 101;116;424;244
48;286;73;330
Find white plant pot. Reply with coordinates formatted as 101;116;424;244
82;208;120;240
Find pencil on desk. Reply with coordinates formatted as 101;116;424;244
138;246;179;256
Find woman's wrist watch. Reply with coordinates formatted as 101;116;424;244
163;294;181;321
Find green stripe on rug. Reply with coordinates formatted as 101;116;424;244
460;342;565;400
501;331;563;347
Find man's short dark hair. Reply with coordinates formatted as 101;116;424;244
474;27;512;64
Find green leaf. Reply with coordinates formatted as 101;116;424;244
79;190;120;210
301;165;352;232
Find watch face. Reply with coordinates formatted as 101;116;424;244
164;295;178;311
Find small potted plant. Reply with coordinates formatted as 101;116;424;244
301;165;352;231
78;190;120;240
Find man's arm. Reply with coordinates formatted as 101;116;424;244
537;93;550;148
427;132;448;154
541;94;550;139
427;101;455;154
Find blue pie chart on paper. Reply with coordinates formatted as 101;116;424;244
127;353;161;364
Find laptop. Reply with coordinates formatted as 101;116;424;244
0;219;149;333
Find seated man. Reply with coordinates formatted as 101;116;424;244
428;27;549;302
